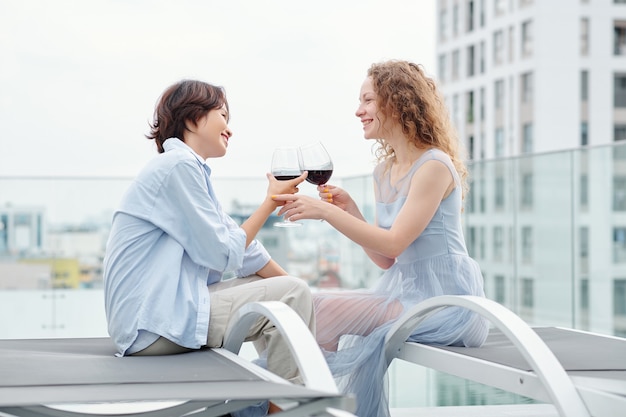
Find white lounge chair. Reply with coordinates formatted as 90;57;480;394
384;295;626;417
0;301;356;417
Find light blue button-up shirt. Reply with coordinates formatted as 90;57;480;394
103;138;271;356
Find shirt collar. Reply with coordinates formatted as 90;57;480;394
163;138;212;175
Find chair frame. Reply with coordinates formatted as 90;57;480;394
0;301;355;417
384;295;626;417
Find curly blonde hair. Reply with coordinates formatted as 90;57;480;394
368;60;468;198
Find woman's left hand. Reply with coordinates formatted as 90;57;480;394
272;194;329;222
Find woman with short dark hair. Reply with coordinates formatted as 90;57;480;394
104;79;312;416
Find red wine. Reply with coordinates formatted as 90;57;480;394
306;170;333;185
274;175;300;181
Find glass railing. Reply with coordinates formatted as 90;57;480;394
1;142;624;408
462;143;626;338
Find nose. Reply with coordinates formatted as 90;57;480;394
355;104;365;118
225;127;233;138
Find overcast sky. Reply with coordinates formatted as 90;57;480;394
0;0;436;180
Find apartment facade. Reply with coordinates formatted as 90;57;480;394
436;0;626;336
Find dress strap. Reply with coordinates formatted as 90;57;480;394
412;149;460;187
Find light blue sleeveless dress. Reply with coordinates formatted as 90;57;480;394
316;149;488;417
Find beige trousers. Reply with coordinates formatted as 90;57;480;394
133;275;314;385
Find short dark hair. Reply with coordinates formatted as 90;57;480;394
146;80;229;153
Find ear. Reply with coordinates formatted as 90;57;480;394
184;118;197;133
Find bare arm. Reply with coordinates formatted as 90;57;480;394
274;160;454;259
255;259;288;278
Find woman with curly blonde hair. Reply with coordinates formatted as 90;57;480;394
273;60;488;417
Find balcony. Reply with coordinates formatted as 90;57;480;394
1;142;625;413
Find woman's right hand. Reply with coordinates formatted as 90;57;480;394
317;184;356;212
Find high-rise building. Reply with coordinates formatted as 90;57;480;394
436;0;626;159
436;0;626;338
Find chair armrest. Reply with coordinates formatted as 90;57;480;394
222;301;337;394
383;295;591;417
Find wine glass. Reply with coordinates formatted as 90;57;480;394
270;147;303;227
299;142;333;187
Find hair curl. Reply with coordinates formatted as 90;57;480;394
146;80;229;153
367;60;468;198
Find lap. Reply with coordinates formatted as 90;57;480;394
207;275;308;347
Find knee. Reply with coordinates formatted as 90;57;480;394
277;275;310;292
274;275;312;305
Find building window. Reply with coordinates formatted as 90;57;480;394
479;41;485;74
452;49;460;80
580;227;589;274
495;127;505;156
521;226;533;264
480;87;485;120
581;18;589;56
439;6;448;41
615;125;626;141
581;70;589;101
453;2;459;37
479;177;486;212
521;72;533;103
581;122;588;146
613;227;626;263
467;0;475;32
494;79;504;110
480;0;485;27
493;30;504;66
495;0;506;16
614;74;626;107
467;45;475;77
493;226;504;261
614;279;626;337
521;20;534;57
495;175;505;208
508;26;515;63
480;226;486;259
494;275;505;304
580;174;589;208
521;278;534;309
468;226;477;257
468;135;475;160
614;177;626;211
467;179;475;213
466;90;475;123
580;279;589;311
615;21;626;55
521;173;533;208
480;132;486;159
522;123;533;154
438;53;447;83
453;94;459;126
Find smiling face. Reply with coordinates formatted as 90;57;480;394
355;76;386;140
185;104;232;159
